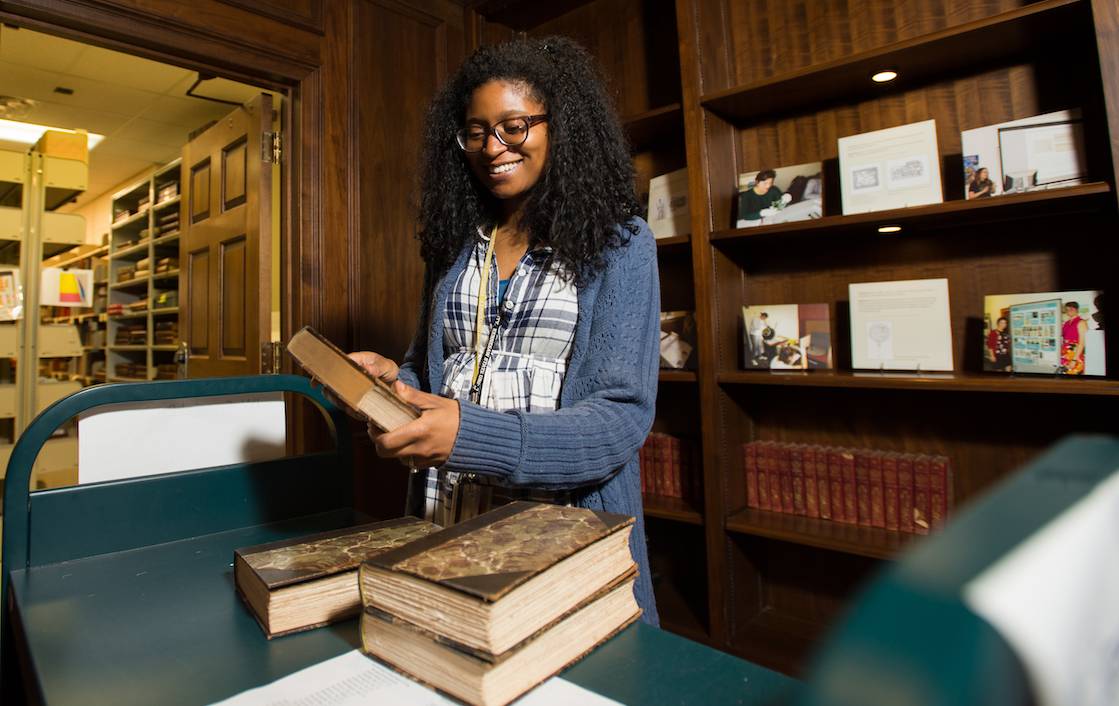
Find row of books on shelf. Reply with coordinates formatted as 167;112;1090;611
741;282;1105;377
639;432;698;502
743;441;953;535
236;502;638;706
646;108;1088;237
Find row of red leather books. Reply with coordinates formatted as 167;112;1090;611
639;432;699;502
743;442;952;535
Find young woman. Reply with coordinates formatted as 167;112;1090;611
346;37;661;624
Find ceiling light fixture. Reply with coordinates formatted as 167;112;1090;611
871;70;898;83
0;118;104;150
877;225;902;234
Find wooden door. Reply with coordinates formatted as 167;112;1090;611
180;94;272;377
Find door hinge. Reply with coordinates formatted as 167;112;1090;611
262;131;282;163
262;341;283;374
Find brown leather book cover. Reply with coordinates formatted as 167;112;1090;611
930;455;952;529
803;445;820;518
791;444;806;516
744;442;759;509
840;450;857;525
828;448;845;523
816;446;832;520
854;450;872;527
756;442;770;511
366;502;635;603
362;568;638;664
779;443;795;513
235;517;440;589
898;453;915;533
883;452;900;532
869;451;886;529
286;326;419;431
913;454;932;535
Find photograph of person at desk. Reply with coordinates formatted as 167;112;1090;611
743;304;833;371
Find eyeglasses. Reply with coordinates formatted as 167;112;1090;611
456;115;549;153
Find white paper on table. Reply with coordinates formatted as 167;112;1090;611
963;469;1119;706
207;650;625;706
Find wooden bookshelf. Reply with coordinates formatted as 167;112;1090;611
725;508;913;561
717;370;1119;397
710;182;1112;244
659;369;697;383
471;0;1119;677
643;494;703;525
700;0;1084;124
623;104;684;152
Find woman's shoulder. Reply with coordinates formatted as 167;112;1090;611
602;217;656;266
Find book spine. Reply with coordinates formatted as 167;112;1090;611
869;451;885;529
855;450;871;527
756;442;770;511
816;446;832;521
898;454;915;534
930;455;950;530
913;455;932;535
745;443;759;509
779;443;795;514
883;452;899;532
644;443;653;496
804;445;820;519
670;437;683;499
655;434;668;497
791;444;806;516
768;443;783;512
841;451;857;525
828;449;845;523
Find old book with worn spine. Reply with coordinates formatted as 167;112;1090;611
361;574;640;706
359;501;637;657
234;516;440;638
286;326;419;431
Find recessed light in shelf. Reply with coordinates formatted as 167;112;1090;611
871;70;898;83
878;225;902;234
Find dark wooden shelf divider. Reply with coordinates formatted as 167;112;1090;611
700;0;1084;125
654;233;691;248
643;494;704;525
659;369;697;382
622;103;684;152
710;182;1112;244
717;370;1119;397
726;508;914;561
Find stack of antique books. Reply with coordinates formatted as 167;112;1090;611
358;501;641;706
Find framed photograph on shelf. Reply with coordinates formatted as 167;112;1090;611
646;168;690;239
735;162;823;227
849;278;953;372
961;109;1086;200
0;267;22;321
983;290;1104;376
741;303;832;370
838;119;943;215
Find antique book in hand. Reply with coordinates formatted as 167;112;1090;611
286;326;419;431
361;575;639;706
359;502;638;657
234;517;439;638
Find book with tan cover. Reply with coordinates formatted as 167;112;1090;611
286;326;419;431
360;502;637;656
234;516;439;638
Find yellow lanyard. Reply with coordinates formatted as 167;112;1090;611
471;226;499;389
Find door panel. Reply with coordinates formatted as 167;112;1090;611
180;94;272;377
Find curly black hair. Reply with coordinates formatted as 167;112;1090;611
416;36;640;283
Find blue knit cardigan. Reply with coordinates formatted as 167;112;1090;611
395;217;661;625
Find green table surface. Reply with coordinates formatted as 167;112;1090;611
10;510;799;705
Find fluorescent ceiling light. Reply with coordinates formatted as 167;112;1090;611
0;118;104;150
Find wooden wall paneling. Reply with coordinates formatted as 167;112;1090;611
217;0;325;33
0;0;320;81
349;0;466;518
